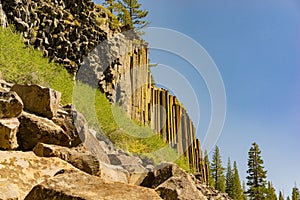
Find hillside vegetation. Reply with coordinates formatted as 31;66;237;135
0;26;190;171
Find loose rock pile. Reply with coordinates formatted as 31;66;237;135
0;73;231;199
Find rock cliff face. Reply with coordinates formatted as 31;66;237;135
1;0;207;182
0;2;7;27
1;0;115;75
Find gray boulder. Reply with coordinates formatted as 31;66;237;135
108;152;148;185
141;163;188;188
100;162;129;183
52;104;83;147
24;170;162;200
123;164;149;185
33;143;101;176
11;84;61;119
141;163;209;200
18;112;71;150
155;175;207;200
0;118;19;150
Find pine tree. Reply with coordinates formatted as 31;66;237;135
104;0;115;12
118;0;148;29
279;191;284;200
246;142;267;200
266;181;277;200
231;161;244;200
204;150;214;187
103;0;148;29
211;146;226;192
226;158;233;197
292;185;299;200
287;196;291;200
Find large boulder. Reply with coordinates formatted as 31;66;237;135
141;163;209;200
33;143;101;176
18;112;71;150
0;118;19;150
141;163;188;188
155;175;207;200
108;152;149;185
24;170;162;200
0;151;79;200
123;163;149;185
11;84;61;119
52;104;83;147
0;91;23;119
100;162;129;183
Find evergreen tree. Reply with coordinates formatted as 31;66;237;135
246;142;267;200
266;181;277;200
279;191;284;200
204;150;214;187
104;0;115;12
118;0;148;29
292;185;299;200
231;161;244;200
287;196;291;200
103;0;148;29
211;146;226;192
226;158;233;197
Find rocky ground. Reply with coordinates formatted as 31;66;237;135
0;71;231;200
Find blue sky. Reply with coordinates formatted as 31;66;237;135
95;0;300;196
139;0;300;196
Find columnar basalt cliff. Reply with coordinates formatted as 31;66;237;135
1;0;207;181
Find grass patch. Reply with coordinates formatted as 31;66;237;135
73;82;191;169
0;26;191;172
0;26;73;104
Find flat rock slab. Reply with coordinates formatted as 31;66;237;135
25;170;162;200
18;112;71;150
0;151;78;200
11;84;61;119
0;118;19;150
0;91;23;119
